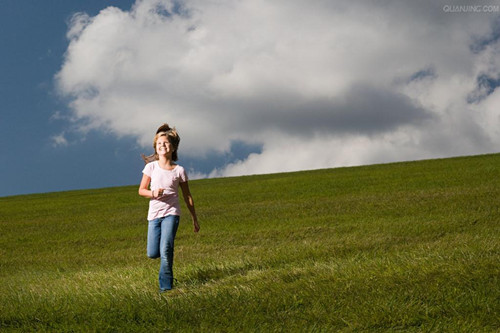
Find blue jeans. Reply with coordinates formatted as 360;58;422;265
147;215;180;290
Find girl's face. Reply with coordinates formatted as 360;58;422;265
156;136;173;156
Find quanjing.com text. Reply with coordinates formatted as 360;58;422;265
443;5;499;13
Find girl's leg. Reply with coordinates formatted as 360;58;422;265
159;215;180;291
147;218;162;259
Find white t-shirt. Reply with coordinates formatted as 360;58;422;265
142;161;188;220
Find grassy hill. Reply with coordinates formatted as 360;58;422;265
1;154;499;332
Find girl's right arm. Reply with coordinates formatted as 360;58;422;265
138;174;155;198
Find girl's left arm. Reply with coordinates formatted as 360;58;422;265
180;181;200;232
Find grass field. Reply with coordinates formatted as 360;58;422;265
0;153;499;332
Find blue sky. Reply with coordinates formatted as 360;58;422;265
1;0;499;197
1;1;140;197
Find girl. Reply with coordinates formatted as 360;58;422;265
139;126;200;292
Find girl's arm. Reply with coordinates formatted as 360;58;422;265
180;181;200;232
138;174;158;198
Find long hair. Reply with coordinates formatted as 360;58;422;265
153;128;180;161
156;123;171;134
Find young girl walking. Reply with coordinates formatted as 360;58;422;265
138;125;200;292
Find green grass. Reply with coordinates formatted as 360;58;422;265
1;153;499;332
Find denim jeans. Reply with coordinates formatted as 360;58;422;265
147;215;180;291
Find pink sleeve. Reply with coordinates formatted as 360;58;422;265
142;162;153;177
179;166;188;182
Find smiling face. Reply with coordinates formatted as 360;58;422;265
155;135;173;157
152;129;180;161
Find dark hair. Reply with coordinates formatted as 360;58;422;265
156;123;171;134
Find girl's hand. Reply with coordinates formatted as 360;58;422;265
153;188;164;198
193;219;200;233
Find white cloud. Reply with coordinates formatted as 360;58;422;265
51;133;69;147
55;0;500;177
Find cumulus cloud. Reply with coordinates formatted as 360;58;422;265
55;0;500;177
51;133;69;147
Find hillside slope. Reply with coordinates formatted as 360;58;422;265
1;153;499;331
